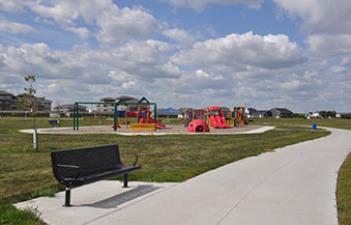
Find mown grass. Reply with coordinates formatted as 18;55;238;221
0;203;42;225
0;117;331;224
251;117;351;130
337;153;351;225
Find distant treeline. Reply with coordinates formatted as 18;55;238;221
319;111;337;118
341;113;351;119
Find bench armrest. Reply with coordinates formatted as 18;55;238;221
133;153;139;167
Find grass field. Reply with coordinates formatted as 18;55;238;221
337;153;351;225
0;117;344;225
252;117;351;130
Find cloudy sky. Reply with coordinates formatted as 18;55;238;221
0;0;350;112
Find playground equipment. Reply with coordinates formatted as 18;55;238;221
233;107;247;127
72;97;164;131
130;123;157;132
187;119;210;132
207;106;230;129
184;109;206;127
185;106;249;132
139;110;166;129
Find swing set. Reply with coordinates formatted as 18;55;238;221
72;97;159;131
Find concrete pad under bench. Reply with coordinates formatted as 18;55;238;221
15;181;177;225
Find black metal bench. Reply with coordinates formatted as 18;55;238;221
51;144;141;206
48;119;60;127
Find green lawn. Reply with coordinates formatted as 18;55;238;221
337;153;351;225
0;117;334;224
251;117;351;130
0;203;42;225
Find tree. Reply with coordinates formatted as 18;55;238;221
18;75;39;151
319;110;337;118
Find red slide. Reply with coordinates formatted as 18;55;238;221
139;116;166;129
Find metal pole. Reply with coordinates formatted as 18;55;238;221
153;103;157;121
125;107;128;127
33;128;38;150
64;187;71;207
73;105;76;130
123;174;128;188
113;103;117;131
76;103;80;130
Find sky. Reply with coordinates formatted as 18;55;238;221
0;0;350;112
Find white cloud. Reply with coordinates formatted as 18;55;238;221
279;79;303;91
0;19;34;33
307;34;351;55
95;6;161;44
273;0;351;54
0;39;179;102
0;0;161;43
340;56;351;66
172;31;306;69
0;0;350;111
1;38;350;111
28;1;79;26
0;0;26;13
163;28;196;45
170;0;262;11
65;26;90;39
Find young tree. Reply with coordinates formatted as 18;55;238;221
18;75;39;151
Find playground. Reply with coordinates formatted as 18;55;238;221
38;97;260;136
20;124;271;135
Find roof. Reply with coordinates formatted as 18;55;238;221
116;95;138;101
254;110;268;114
270;108;293;114
248;107;256;111
0;90;14;96
54;104;87;109
248;108;268;115
42;99;52;103
100;97;115;102
138;97;151;104
158;108;179;115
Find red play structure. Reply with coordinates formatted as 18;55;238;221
187;119;210;132
111;97;166;130
139;111;166;129
207;106;230;129
185;106;232;132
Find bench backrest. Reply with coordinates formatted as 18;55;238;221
51;144;122;179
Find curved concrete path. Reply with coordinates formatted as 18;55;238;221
17;128;351;225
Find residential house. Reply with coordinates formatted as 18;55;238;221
54;104;88;113
96;95;139;113
247;108;271;118
0;91;17;111
17;93;52;111
269;108;293;118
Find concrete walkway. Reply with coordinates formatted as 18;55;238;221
17;128;351;225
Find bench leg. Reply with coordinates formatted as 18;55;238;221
64;187;71;207
123;174;128;188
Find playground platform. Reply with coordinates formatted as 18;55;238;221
19;125;274;136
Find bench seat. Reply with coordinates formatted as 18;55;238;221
59;165;140;187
